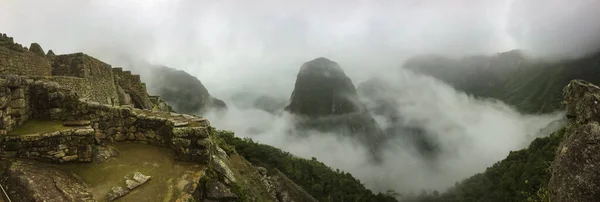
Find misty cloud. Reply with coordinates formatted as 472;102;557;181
3;0;600;98
205;68;564;193
0;0;584;195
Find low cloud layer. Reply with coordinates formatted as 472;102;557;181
0;0;585;194
206;68;564;193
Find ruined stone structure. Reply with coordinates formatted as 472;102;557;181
0;33;210;164
0;75;212;164
0;33;156;109
0;34;52;76
0;33;316;202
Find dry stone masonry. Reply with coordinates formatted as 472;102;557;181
0;33;240;201
1;32;159;109
1;128;94;163
0;32;214;165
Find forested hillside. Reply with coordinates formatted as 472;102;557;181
215;130;398;202
406;51;600;113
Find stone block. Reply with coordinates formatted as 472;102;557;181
145;131;157;139
0;96;8;108
134;132;146;141
63;120;91;126
114;132;125;141
49;108;62;120
96;131;107;139
126;133;135;141
9;98;26;108
9;108;24;117
173;138;191;148
62;155;79;162
11;88;24;99
53;151;66;158
1;116;12;128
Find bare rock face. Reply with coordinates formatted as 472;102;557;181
286;57;360;117
549;80;600;202
0;160;95;201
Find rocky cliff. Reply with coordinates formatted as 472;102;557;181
410;79;600;202
285;57;387;154
549;80;600;202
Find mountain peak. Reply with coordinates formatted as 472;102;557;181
298;57;345;77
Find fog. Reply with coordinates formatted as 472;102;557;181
1;0;596;194
205;69;564;192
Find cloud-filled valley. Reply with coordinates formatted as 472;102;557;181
2;0;596;196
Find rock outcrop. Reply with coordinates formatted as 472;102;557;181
285;57;386;155
549;80;600;201
148;66;227;115
0;160;95;201
105;172;151;201
286;57;361;117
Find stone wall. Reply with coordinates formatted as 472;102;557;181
112;67;153;109
41;76;92;101
51;53;119;105
27;77;211;163
0;128;94;163
0;33;52;76
0;76;34;135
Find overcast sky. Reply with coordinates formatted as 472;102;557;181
2;0;600;99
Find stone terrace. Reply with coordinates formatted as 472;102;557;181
0;75;214;164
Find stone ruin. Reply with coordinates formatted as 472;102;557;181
0;33;214;167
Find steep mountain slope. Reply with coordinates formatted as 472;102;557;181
216;130;397;202
146;66;227;115
285;57;387;154
409;80;600;202
405;50;600;113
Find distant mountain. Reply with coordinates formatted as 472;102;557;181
285;57;387;156
147;66;227;115
405;50;600;114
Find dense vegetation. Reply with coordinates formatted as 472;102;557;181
215;130;398;202
406;51;600;113
408;128;565;202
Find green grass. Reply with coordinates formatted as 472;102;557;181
57;143;203;202
8;119;71;135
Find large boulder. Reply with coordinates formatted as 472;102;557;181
0;160;95;201
148;66;227;114
549;80;600;201
285;57;386;154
